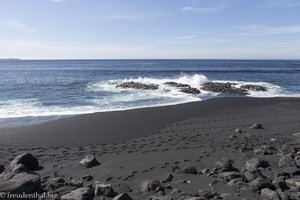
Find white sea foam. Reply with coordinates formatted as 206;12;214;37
1;73;299;127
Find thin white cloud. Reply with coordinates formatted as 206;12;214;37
3;19;35;33
237;24;300;35
99;12;163;21
171;35;198;40
179;5;224;13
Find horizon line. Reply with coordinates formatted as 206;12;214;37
1;58;300;61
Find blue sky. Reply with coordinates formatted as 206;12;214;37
0;0;300;59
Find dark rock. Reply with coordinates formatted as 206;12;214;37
295;156;300;168
175;166;198;175
198;189;219;199
112;193;133;200
283;167;300;176
249;177;274;191
287;190;300;200
9;153;39;171
245;158;270;173
241;84;267;91
164;82;190;88
274;172;290;179
0;172;42;194
201;169;209;174
0;165;4;174
240;144;253;153
235;128;243;133
2;163;28;176
215;158;237;173
138;180;161;193
179;87;200;95
243;169;262;182
229;134;238;139
95;182;117;197
223;87;248;95
116;82;158;90
61;185;94;200
81;174;93;182
261;188;281;200
113;182;132;193
65;179;83;187
227;178;248;189
279;155;296;168
254;145;278;155
201;82;248;95
47;177;65;190
277;189;290;200
161;173;174;183
218;171;245;183
250;123;263;129
79;154;100;168
201;82;232;92
148;195;173;200
272;178;289;190
285;178;300;190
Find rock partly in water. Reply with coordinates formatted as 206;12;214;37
241;84;267;91
116;82;158;90
79;154;100;168
164;82;190;88
164;82;200;95
201;82;232;92
61;185;94;200
222;87;248;96
179;87;200;95
201;82;248;96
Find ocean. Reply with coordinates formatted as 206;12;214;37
0;59;299;127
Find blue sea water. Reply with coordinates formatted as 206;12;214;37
0;59;299;127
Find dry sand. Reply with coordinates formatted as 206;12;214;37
0;97;300;200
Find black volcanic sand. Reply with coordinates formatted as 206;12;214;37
0;97;300;200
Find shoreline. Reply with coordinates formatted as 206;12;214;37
0;96;300;199
0;96;299;148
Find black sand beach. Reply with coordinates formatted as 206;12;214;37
0;97;300;200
